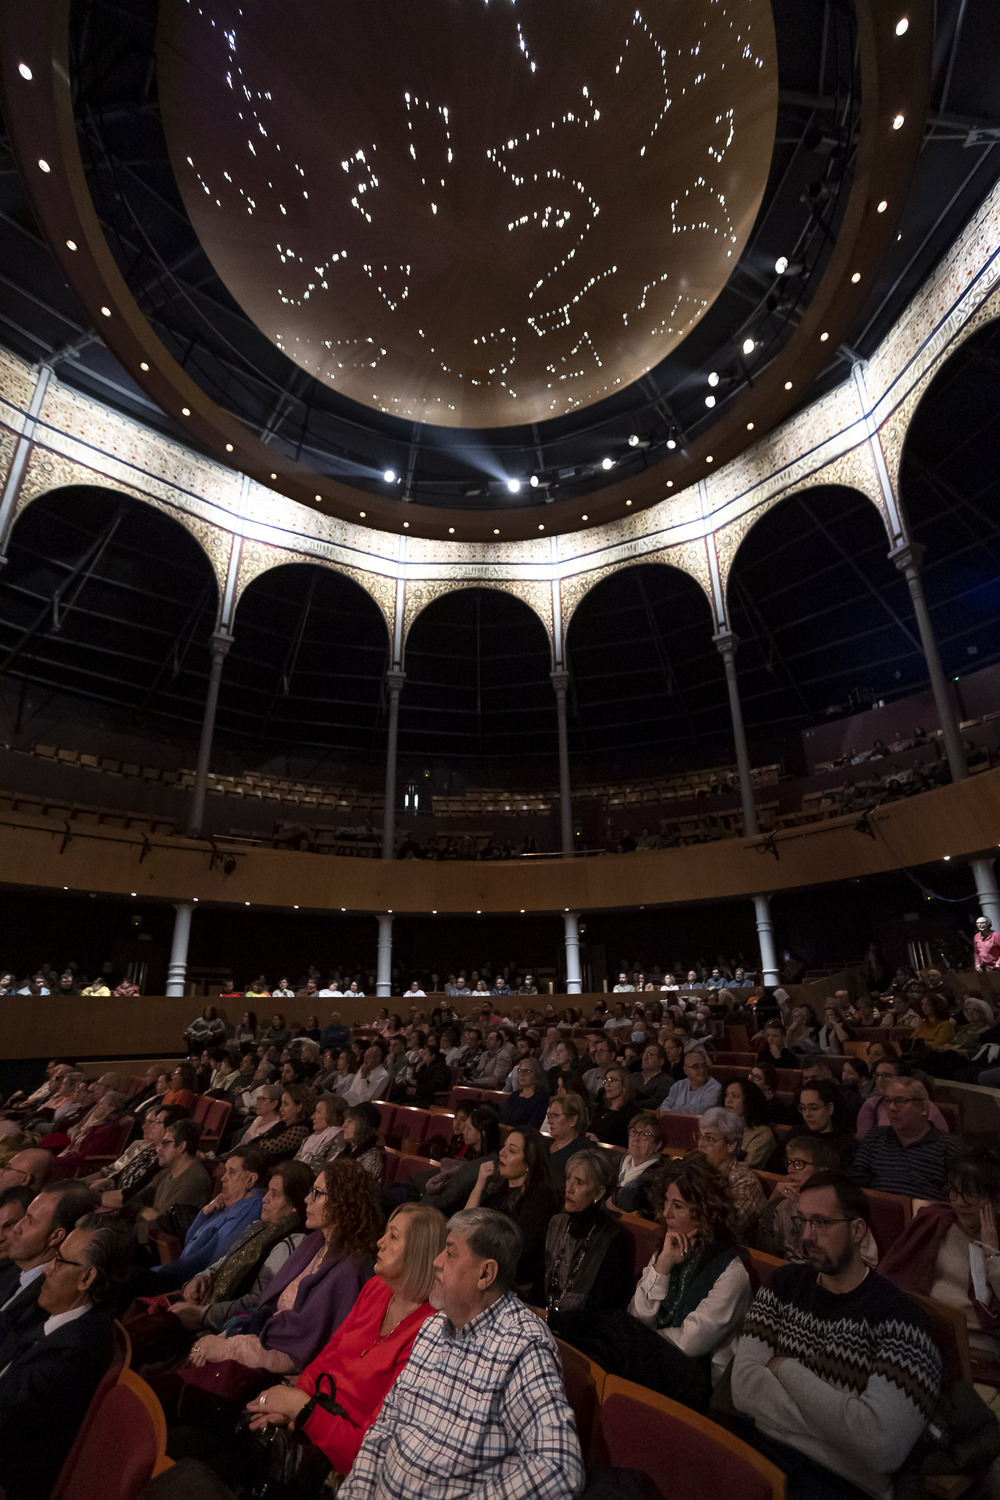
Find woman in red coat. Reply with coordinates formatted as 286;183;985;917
247;1202;447;1474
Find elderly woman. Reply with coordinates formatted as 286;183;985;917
499;1058;550;1129
756;1132;878;1267
236;1083;284;1147
723;1080;776;1169
611;1109;664;1216
185;1158;380;1381
544;1093;591;1192
589;1063;638;1148
248;1204;447;1476
329;1102;385;1186
50;1090;130;1179
466;1126;559;1295
558;1155;752;1411
693;1107;767;1240
296;1093;346;1168
544;1148;634;1318
880;1149;1000;1380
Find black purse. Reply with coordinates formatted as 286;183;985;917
233;1373;348;1500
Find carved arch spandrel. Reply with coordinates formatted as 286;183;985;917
11;450;228;606
401;579;554;665
558;539;715;660
715;444;891;606
878;287;1000;503
232;541;395;642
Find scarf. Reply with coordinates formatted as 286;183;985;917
211;1212;301;1302
654;1238;739;1329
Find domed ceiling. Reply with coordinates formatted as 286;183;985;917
157;0;778;429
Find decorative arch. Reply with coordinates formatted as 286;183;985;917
401;578;554;665
559;537;715;660
233;538;397;642
13;451;228;613
715;443;891;610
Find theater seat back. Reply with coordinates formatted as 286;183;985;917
53;1367;172;1500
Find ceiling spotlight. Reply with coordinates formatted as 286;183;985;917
706;455;714;464
665;480;673;488
625;499;632;506
892;114;905;130
383;469;396;483
270;472;277;480
665;437;677;450
851;271;862;283
100;306;111;317
529;474;540;488
403;521;409;528
181;406;191;416
493;527;500;534
315;493;322;502
707;371;720;387
581;513;588;521
538;524;545;530
784;381;793;390
139;360;149;371
895;16;909;34
705;394;716;408
18;63;33;80
628;433;640;447
877;200;888;213
225;442;234;452
448;526;455;533
601;457;613;470
38;158;51;173
774;256;804;277
747;421;755;431
506;478;521;493
820;331;830;342
359;510;366;518
742;337;756;356
65;239;77;251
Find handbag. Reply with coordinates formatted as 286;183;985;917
232;1373;347;1500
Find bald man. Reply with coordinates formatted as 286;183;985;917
0;1149;52;1195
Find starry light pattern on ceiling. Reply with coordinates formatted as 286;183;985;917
158;0;777;429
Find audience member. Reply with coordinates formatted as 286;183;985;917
723;1079;776;1168
611;1111;664;1216
659;1051;722;1116
296;1093;346;1167
0;1181;96;1318
544;1149;633;1316
634;1042;674;1108
345;1043;389;1105
125;1118;213;1250
543;1094;590;1193
849;1078;966;1200
465;1126;559;1296
588;1063;637;1147
796;1079;858;1169
499;1058;550;1128
330;1103;386;1186
729;1169;941;1499
693;1108;766;1240
149;1146;269;1290
755;1134;878;1267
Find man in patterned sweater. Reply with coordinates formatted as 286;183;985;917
730;1170;940;1499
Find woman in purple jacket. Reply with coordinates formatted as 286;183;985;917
186;1158;380;1375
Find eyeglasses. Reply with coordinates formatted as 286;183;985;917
52;1248;86;1269
884;1095;922;1107
629;1129;657;1140
307;1186;329;1200
697;1134;726;1148
785;1158;812;1172
790;1214;854;1233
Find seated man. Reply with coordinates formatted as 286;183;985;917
0;1186;33;1258
730;1170;940;1500
0;1147;52;1196
344;1042;390;1106
147;1145;267;1289
849;1078;965;1201
124;1118;213;1251
0;1213;133;1500
340;1207;584;1500
855;1061;949;1135
0;1181;96;1321
634;1042;673;1109
659;1051;722;1116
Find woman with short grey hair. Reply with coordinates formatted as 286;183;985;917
693;1107;766;1239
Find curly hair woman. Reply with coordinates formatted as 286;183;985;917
557;1154;752;1411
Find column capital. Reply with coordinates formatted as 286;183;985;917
210;628;234;657
550;669;570;694
712;629;739;656
385;669;406;694
888;540;925;574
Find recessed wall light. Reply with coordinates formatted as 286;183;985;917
538;524;545;530
403;521;410;528
581;514;588;520
705;395;716;408
784;380;793;390
625;499;632;506
895;17;909;35
139;360;149;371
359;510;366;518
65;239;77;251
601;457;613;470
225;442;234;452
666;481;673;488
851;271;862;284
892;114;905;130
877;200;888;213
493;528;500;534
100;306;111;318
448;526;455;533
18;63;33;80
742;337;756;355
315;493;321;501
707;371;720;388
181;406;191;416
747;422;755;431
38;158;51;173
820;331;829;342
270;472;277;480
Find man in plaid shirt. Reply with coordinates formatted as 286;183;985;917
340;1207;584;1499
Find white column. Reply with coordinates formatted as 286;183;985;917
971;859;1000;934
564;911;582;994
551;670;573;857
381;670;405;858
376;913;394;998
753;894;780;987
166;903;194;997
187;629;234;838
713;630;759;837
888;542;967;783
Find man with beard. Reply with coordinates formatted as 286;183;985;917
728;1171;940;1499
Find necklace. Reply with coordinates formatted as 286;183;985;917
360;1293;420;1358
546;1217;598;1315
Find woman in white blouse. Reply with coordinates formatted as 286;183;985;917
295;1093;346;1168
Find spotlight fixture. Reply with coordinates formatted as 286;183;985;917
529;474;539;487
742;337;756;356
38;158;51;173
665;436;677;450
181;405;191;416
877;200;888;213
820;331;829;342
139;360;149;371
705;394;716;408
506;478;521;493
383;469;396;483
892;114;905;130
601;457;614;471
100;306;112;318
851;271;862;283
65;239;77;251
225;442;234;452
895;16;909;34
18;62;33;80
774;256;804;277
707;371;720;387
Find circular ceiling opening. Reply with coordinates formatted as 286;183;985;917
157;0;777;430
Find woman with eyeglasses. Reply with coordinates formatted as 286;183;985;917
588;1064;638;1148
556;1154;752;1411
246;1204;447;1480
499;1058;550;1129
756;1131;878;1267
795;1079;858;1168
183;1158;380;1391
611;1110;664;1216
692;1107;767;1240
880;1148;1000;1380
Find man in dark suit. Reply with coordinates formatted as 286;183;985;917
0;1212;132;1500
0;1180;96;1321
